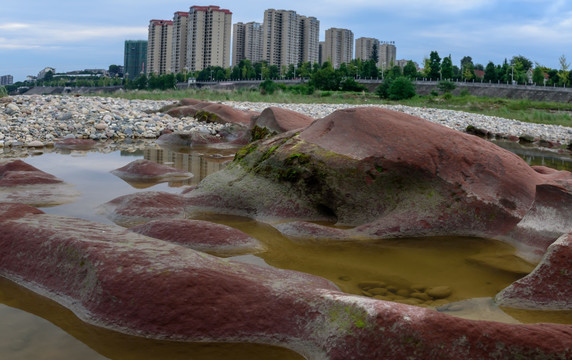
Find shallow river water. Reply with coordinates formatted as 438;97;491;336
0;140;571;359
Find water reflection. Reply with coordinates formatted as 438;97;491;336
492;140;572;171
0;277;303;360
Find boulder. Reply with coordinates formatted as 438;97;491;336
0;159;79;206
0;159;63;186
96;191;188;227
496;232;572;310
0;202;571;360
496;166;572;261
111;159;193;187
129;219;265;257
179;107;572;261
165;100;255;126
156;132;224;147
250;107;314;140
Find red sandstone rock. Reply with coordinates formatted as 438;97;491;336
0;159;63;186
496;232;572;310
183;107;569;261
0;160;79;206
0;203;570;360
166;101;254;126
129;219;264;256
251;107;314;134
156;132;225;147
179;98;204;106
96;191;188;227
111;159;193;186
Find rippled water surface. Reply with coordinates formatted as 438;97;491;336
1;141;571;359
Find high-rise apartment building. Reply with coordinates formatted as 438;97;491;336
124;40;148;79
232;22;263;66
186;5;232;72
171;12;189;74
262;9;319;68
147;19;173;75
300;16;320;65
355;37;397;69
324;28;353;69
355;37;380;65
0;75;13;85
379;41;397;69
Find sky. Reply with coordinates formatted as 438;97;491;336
2;0;572;82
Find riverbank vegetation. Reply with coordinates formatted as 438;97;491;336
107;84;572;128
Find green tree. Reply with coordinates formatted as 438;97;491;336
44;70;54;82
286;64;296;78
428;51;441;80
259;79;278;94
267;65;280;79
460;56;475;80
371;42;379;65
108;65;121;77
388;76;416;100
310;61;339;90
532;67;545;85
558;54;570;86
440;55;453;80
484;61;497;82
296;62;312;78
510;55;533;72
403;60;417;78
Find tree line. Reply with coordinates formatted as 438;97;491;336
5;52;571;95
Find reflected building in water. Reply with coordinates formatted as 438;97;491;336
143;146;232;185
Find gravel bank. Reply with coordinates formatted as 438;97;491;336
1;95;571;149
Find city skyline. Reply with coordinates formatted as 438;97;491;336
3;0;572;82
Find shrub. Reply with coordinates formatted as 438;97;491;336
375;79;392;99
438;80;457;93
259;79;278;95
340;78;367;92
388;77;416;100
0;86;7;97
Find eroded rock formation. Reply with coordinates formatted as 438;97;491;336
0;202;570;360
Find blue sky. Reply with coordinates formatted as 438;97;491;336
2;0;572;82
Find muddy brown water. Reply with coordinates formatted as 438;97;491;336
1;141;571;359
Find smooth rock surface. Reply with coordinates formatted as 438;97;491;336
0;202;570;360
496;232;572;310
129;219;265;257
251;106;315;135
181;107;571;262
0;159;79;206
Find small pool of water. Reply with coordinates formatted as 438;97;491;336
1;140;570;359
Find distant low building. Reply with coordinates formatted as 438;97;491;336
38;67;56;80
0;75;13;85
